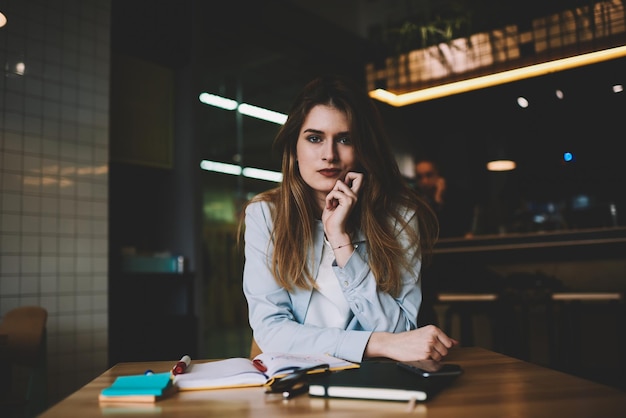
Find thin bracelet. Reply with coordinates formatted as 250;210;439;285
332;242;355;250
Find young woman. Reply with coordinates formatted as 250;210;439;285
240;75;457;363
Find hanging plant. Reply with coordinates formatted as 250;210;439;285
385;2;474;80
386;1;474;55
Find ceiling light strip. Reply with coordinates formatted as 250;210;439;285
199;93;287;124
199;93;238;110
370;45;626;106
200;160;283;183
238;103;287;125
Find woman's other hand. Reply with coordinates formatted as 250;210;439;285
365;325;459;362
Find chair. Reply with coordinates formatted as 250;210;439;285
423;264;505;350
435;292;502;349
0;306;48;418
548;292;625;377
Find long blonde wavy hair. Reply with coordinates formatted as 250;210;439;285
239;75;438;297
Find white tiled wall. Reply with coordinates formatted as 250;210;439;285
0;0;110;406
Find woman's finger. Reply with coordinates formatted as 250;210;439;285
344;172;364;194
325;190;351;209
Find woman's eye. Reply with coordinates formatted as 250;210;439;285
306;135;322;143
336;136;352;145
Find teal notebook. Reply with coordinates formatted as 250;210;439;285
100;372;176;402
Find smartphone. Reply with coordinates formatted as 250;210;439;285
397;360;463;378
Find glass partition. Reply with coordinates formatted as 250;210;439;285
383;55;626;239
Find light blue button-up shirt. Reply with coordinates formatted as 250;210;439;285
243;200;423;363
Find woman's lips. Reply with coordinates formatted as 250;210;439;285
318;169;341;178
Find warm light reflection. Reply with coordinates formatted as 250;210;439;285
14;62;25;75
22;176;41;186
487;160;517;171
41;177;58;185
94;165;109;175
0;12;6;28
23;164;109;187
370;45;626;106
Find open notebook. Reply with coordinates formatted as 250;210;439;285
173;352;358;390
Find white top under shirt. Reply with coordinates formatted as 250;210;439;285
304;239;352;328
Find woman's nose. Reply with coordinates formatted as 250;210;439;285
321;141;338;161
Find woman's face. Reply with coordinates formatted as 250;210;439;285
415;161;440;194
296;104;357;208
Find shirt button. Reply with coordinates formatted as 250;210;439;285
343;281;349;287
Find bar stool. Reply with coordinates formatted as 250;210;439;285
436;292;501;350
548;291;625;376
495;272;564;362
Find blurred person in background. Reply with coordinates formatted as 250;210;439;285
414;158;475;239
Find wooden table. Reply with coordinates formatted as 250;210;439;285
40;347;625;417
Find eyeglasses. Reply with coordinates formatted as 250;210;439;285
265;363;330;399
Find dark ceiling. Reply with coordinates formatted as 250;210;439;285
111;0;626;204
